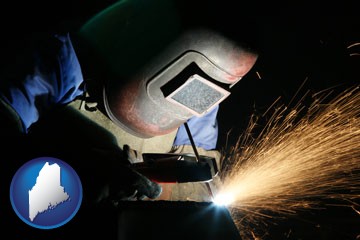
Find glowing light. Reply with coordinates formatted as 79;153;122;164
217;85;360;239
213;192;235;206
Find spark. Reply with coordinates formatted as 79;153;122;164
350;53;360;57
213;191;235;206
347;42;360;56
255;71;262;80
347;42;360;49
217;85;360;239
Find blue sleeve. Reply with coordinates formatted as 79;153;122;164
173;105;219;150
0;33;84;132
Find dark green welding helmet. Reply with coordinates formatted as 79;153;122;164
79;0;258;138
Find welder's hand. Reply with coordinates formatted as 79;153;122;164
92;145;162;203
123;144;143;163
106;164;162;202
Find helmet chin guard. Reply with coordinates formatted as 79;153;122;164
80;0;258;138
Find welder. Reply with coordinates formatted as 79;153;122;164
0;0;258;205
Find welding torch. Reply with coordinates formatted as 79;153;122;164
131;123;217;199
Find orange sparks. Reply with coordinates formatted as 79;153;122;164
217;85;360;239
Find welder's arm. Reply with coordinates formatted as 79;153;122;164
173;105;219;151
171;105;221;169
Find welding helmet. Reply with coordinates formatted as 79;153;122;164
79;0;258;138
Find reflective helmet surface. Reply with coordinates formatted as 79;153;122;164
79;0;258;138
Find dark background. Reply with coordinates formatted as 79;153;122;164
2;0;359;137
1;0;359;239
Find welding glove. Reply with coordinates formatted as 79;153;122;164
104;164;162;202
89;146;162;204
